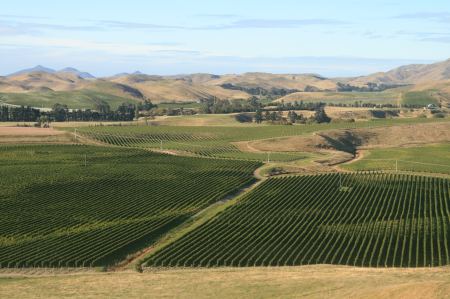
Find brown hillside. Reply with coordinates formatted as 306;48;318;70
348;59;450;86
2;58;450;105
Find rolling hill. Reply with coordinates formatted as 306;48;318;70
1;59;450;109
347;59;450;86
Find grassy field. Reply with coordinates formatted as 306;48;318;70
0;145;260;267
0;90;140;110
1;266;450;299
156;101;202;110
279;90;401;105
145;173;450;267
149;113;259;127
343;143;450;175
402;91;439;106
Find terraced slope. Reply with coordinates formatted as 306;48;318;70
145;173;450;267
0;145;260;267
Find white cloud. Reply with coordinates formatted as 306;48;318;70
0;36;194;56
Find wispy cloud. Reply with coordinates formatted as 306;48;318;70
395;30;450;43
0;19;103;36
394;12;450;23
96;18;348;31
421;35;450;43
0;22;40;36
0;16;349;36
97;20;185;30
362;30;384;39
0;14;50;20
0;36;194;56
198;18;349;30
194;14;239;19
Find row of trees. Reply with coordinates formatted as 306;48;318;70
0;105;41;122
265;100;326;111
327;101;440;109
254;107;331;124
0;101;146;122
199;97;261;114
220;84;299;96
199;97;329;115
192;97;437;115
52;103;137;122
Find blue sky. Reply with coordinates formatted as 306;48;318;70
1;0;450;77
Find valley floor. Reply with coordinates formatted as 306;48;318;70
1;266;450;299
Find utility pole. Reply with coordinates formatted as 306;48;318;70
267;152;270;163
160;140;163;151
74;128;77;142
84;154;87;167
396;160;398;172
339;172;342;188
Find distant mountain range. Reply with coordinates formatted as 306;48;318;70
1;59;449;108
8;66;95;79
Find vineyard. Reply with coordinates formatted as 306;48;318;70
342;143;450;175
0;145;260;267
74;117;443;162
145;173;450;267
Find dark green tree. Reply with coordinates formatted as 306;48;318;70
254;108;263;124
312;107;331;123
288;111;298;123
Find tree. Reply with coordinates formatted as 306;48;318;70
37;115;50;128
249;96;260;109
52;103;68;122
312;107;331;123
288;111;298;123
116;103;136;121
297;113;306;124
269;112;278;122
95;103;111;114
254;108;263;124
138;99;156;111
200;98;214;114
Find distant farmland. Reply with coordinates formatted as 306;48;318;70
146;173;450;267
402;91;439;106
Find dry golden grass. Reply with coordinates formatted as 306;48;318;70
238;121;450;154
0;266;449;299
353;122;450;149
279;91;398;102
149;114;261;126
349;60;450;85
0;127;74;144
111;76;248;102
2;72;83;92
206;72;338;90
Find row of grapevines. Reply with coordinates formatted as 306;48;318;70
0;144;261;267
145;173;450;267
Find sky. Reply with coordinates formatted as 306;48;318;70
1;0;450;77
